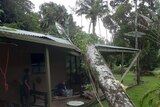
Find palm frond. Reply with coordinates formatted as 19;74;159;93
138;13;153;24
140;87;159;107
148;97;154;107
140;85;160;107
148;9;159;21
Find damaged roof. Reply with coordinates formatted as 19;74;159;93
0;26;80;52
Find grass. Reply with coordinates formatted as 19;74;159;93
127;75;159;107
93;72;160;107
93;101;108;107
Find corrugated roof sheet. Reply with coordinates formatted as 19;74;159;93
0;26;71;45
96;44;139;53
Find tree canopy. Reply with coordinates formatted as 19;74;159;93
102;0;160;72
76;0;109;34
39;2;81;40
0;0;40;31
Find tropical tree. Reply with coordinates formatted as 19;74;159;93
73;30;104;52
102;0;160;73
76;0;108;34
39;2;68;35
68;30;134;106
64;14;81;41
39;2;79;39
86;45;135;107
0;0;40;31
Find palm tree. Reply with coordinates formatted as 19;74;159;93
39;2;68;34
76;0;108;34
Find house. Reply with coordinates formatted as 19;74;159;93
0;26;81;107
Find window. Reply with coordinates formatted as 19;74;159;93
66;55;81;73
31;53;45;74
71;55;76;73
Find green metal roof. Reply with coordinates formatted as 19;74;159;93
0;26;80;52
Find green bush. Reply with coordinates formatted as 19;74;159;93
112;64;122;74
84;84;93;91
112;64;126;74
150;68;160;78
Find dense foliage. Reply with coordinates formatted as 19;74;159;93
0;0;40;31
102;0;160;73
73;31;105;52
39;2;68;35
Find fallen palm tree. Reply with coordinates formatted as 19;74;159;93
86;45;135;107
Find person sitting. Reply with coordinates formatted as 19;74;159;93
54;81;67;96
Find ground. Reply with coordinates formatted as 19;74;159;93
93;72;160;107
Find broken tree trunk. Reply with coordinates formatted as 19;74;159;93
86;45;135;107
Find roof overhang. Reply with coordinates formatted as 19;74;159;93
0;26;80;53
95;44;139;53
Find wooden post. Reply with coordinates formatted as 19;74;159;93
120;51;141;82
45;47;52;107
134;0;140;85
121;52;124;83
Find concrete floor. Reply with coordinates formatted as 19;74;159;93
32;95;90;107
52;97;89;107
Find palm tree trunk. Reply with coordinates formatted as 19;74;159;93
105;28;108;44
86;45;135;107
81;14;83;28
91;17;97;34
92;19;96;35
98;17;101;36
88;20;92;33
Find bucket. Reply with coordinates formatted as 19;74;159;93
66;89;73;97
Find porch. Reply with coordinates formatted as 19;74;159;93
0;26;82;107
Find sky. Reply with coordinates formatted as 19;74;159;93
30;0;112;41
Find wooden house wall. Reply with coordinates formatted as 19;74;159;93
0;40;68;103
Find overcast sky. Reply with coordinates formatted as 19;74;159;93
30;0;111;41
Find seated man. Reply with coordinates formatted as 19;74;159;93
54;81;67;96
